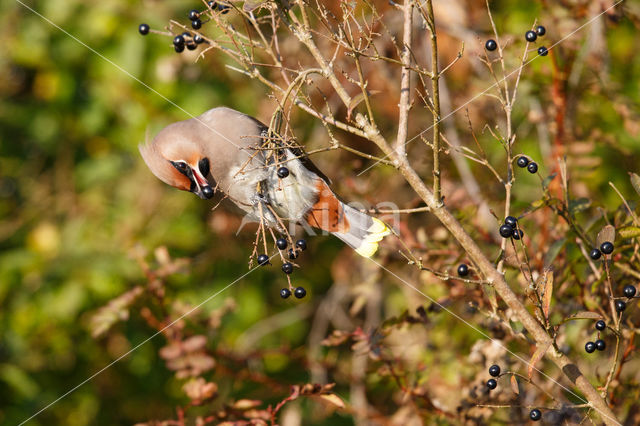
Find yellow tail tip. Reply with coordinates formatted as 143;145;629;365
355;218;392;258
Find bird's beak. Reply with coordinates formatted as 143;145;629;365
190;166;214;199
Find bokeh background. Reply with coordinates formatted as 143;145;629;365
1;0;640;425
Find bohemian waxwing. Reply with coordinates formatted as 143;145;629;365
139;107;391;257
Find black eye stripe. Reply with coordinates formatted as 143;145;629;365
198;158;210;177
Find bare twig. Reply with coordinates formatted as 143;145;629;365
395;0;414;158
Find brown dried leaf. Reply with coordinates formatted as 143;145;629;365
243;0;267;12
182;378;218;403
541;269;553;320
89;286;144;338
528;341;551;379
232;399;262;410
187;352;216;374
154;246;171;265
510;375;519;395
182;335;207;352
596;224;616;247
321;330;351;347
243;409;270;420
318;393;346;409
565;311;602;321
159;343;182;360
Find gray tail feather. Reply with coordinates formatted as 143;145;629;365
332;204;391;258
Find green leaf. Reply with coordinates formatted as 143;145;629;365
528;341;551;379
564;311;602;322
542;173;557;190
568;197;591;214
630;172;640;197
544;238;566;267
619;226;640;239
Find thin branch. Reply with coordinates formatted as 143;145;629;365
395;0;414;157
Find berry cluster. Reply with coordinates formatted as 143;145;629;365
485;364;542;421
516;156;538;174
258;238;308;300
585;319;608;354
525;25;549;56
138;2;231;53
485;24;548;57
485;363;500;391
499;215;524;240
588;239;637;313
589;241;614;260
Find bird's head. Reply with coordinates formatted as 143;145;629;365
139;122;215;199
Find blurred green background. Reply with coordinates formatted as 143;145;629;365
1;0;639;425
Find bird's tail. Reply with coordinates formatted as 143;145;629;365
304;181;392;257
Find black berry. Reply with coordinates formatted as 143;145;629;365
527;162;538;174
499;224;513;238
512;228;524;240
276;238;288;250
536;25;546;36
530;409;542;421
294;286;307;299
585;341;596;353
457;264;469;277
595;320;606;331
525;30;537;42
615;300;626;313
600;241;614;255
191;19;202;30
486;379;497;390
194;34;204;44
218;3;230;13
280;288;291;299
173;35;185;46
623;285;636;299
595;339;606;351
186;43;197;51
485;39;497;51
189;9;199;20
208;1;217;8
288;248;298;260
537;46;548;56
590;248;602;260
277;166;289;178
296;239;307;251
174;44;185;53
138;23;150;35
517;156;529;168
282;262;294;274
488;364;500;377
504;216;518;227
257;254;270;266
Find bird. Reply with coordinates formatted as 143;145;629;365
139;107;391;257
